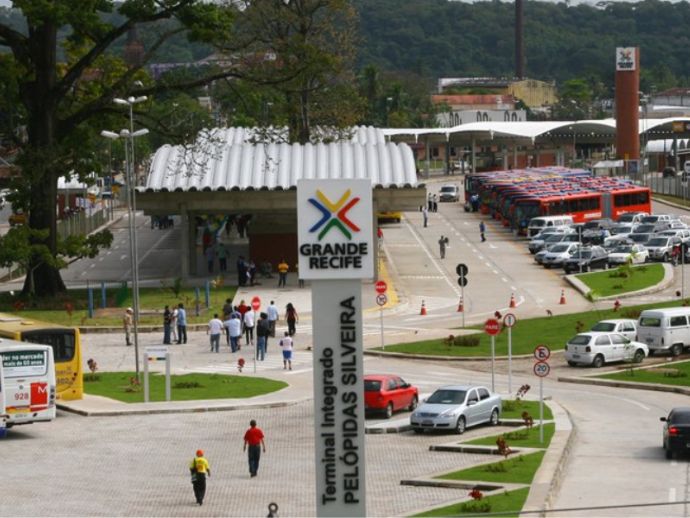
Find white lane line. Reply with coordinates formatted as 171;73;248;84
489;244;497;249
478;254;484;260
669;487;676;503
485;262;492;268
120;254;128;260
502;277;508;283
90;264;96;268
492;269;498;275
511;286;517;291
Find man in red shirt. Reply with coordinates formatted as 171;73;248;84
243;419;266;477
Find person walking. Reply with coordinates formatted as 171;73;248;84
123;308;133;346
422;206;428;228
225;313;242;353
222;298;234;345
256;313;270;361
163;305;172;344
285;303;298;336
267;300;279;338
432;194;438;213
243;309;255;346
207;314;223;353
243;420;266;478
170;305;178;343
217;243;228;273
236;256;246;286
438;235;449;259
176;303;187;344
277;259;289;287
280;332;293;370
189;449;211;506
479;221;486;242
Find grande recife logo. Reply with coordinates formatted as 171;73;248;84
308;189;361;240
297;179;374;280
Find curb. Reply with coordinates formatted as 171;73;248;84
564;263;674;301
557;374;690;396
363;349;562;362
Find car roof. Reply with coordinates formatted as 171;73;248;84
595;319;636;325
436;385;481;391
364;374;398;381
670;407;690;415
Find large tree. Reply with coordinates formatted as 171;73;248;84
0;0;239;297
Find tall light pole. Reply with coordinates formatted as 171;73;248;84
101;95;148;377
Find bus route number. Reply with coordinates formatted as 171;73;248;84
14;392;29;401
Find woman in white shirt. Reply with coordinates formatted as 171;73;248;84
243;310;255;345
280;332;293;370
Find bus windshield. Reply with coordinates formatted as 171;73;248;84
22;330;76;363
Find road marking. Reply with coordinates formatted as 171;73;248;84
478;254;484;260
511;286;517;291
90;264;95;268
485;262;492;268
492;269;498;275
399;275;446;279
502;277;508;283
489;244;497;249
669;487;676;502
120;254;127;260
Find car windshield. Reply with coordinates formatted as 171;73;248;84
573;250;592;258
618;214;637;222
550;244;571;253
531;219;546;228
426;389;467;405
647;238;668;247
671;412;690;424
639;317;661;327
591;322;616;332
636;225;656;233
440;186;456;193
569;335;592;345
642;216;659;223
612;246;633;254
583;222;600;230
364;380;381;391
545;235;563;243
629;234;651;243
612;226;633;234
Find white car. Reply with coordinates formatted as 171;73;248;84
658;229;690;244
607;244;649;265
590;319;638;341
565;332;649;368
541;242;579;268
439;185;460;202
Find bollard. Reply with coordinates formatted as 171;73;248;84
267;502;279;518
195;287;200;317
205;280;210;308
101;282;107;309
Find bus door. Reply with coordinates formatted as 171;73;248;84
601;192;612;219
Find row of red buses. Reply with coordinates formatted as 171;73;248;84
464;168;652;234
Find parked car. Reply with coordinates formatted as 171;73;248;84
564;332;649;367
581;219;616;242
563;246;609;273
528;228;575;253
669;221;689;230
590;319;638;341
376;211;402;223
439;185;460;202
637;308;690;356
661;407;690;459
541;242;580;268
610;223;638;236
364;375;418;418
641;215;674;229
530;233;579;254
603;235;633;251
607;244;649;265
628;233;654;246
645;236;682;262
633;224;658;235
8;210;26;226
658;229;690;245
410;385;501;434
617;212;648;224
527;215;574;237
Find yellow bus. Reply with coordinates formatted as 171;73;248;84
0;313;83;400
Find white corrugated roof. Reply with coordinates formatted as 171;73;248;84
144;140;417;192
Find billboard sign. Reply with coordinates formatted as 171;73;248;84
616;47;636;71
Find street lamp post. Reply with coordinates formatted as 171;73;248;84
101;96;148;377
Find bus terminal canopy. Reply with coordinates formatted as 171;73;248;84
382;117;690;146
137;127;425;215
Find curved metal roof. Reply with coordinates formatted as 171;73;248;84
144;140;417;192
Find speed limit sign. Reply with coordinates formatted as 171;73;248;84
533;361;550;377
534;345;551;361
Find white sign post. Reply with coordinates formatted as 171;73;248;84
144;346;171;403
375;282;387;351
298;179;372;517
533;345;551;445
0;360;6;438
503;313;517;395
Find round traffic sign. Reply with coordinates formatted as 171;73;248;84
251;296;261;311
533;361;550;377
375;280;387;294
457;276;468;287
484;318;500;336
456;263;469;277
376;294;388;306
534;344;551;361
503;313;517;328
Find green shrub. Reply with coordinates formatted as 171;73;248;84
454;335;480;347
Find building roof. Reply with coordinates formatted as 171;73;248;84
144;129;416;192
431;94;516;106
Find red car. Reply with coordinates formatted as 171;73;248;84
364;374;419;419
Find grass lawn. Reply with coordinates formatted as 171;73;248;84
465;423;556;449
654;193;690;209
575;263;664;298
437;451;545;484
0;285;237;327
84;371;287;403
414;487;529;517
501;400;553;420
377;299;688;358
598;360;690;387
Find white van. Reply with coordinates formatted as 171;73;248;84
637;308;690;356
527;216;575;237
0;341;56;427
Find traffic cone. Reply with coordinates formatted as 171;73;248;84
559;289;566;305
613;299;621;312
420;300;427;316
457;297;464;312
509;293;516;308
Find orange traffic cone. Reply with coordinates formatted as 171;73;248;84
457;297;464;312
509;293;516;308
559;289;566;305
420;300;427;316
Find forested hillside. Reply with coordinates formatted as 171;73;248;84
354;0;690;88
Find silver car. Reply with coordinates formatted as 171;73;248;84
410;385;501;434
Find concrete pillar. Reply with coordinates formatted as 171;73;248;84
513;143;518;169
424;138;430;179
503;147;509;170
471;138;476;174
180;204;189;278
445;135;451;175
536;147;541;167
615;47;640;161
189;211;197;276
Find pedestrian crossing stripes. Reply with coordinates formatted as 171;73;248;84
398;275;446;279
180;350;314;374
